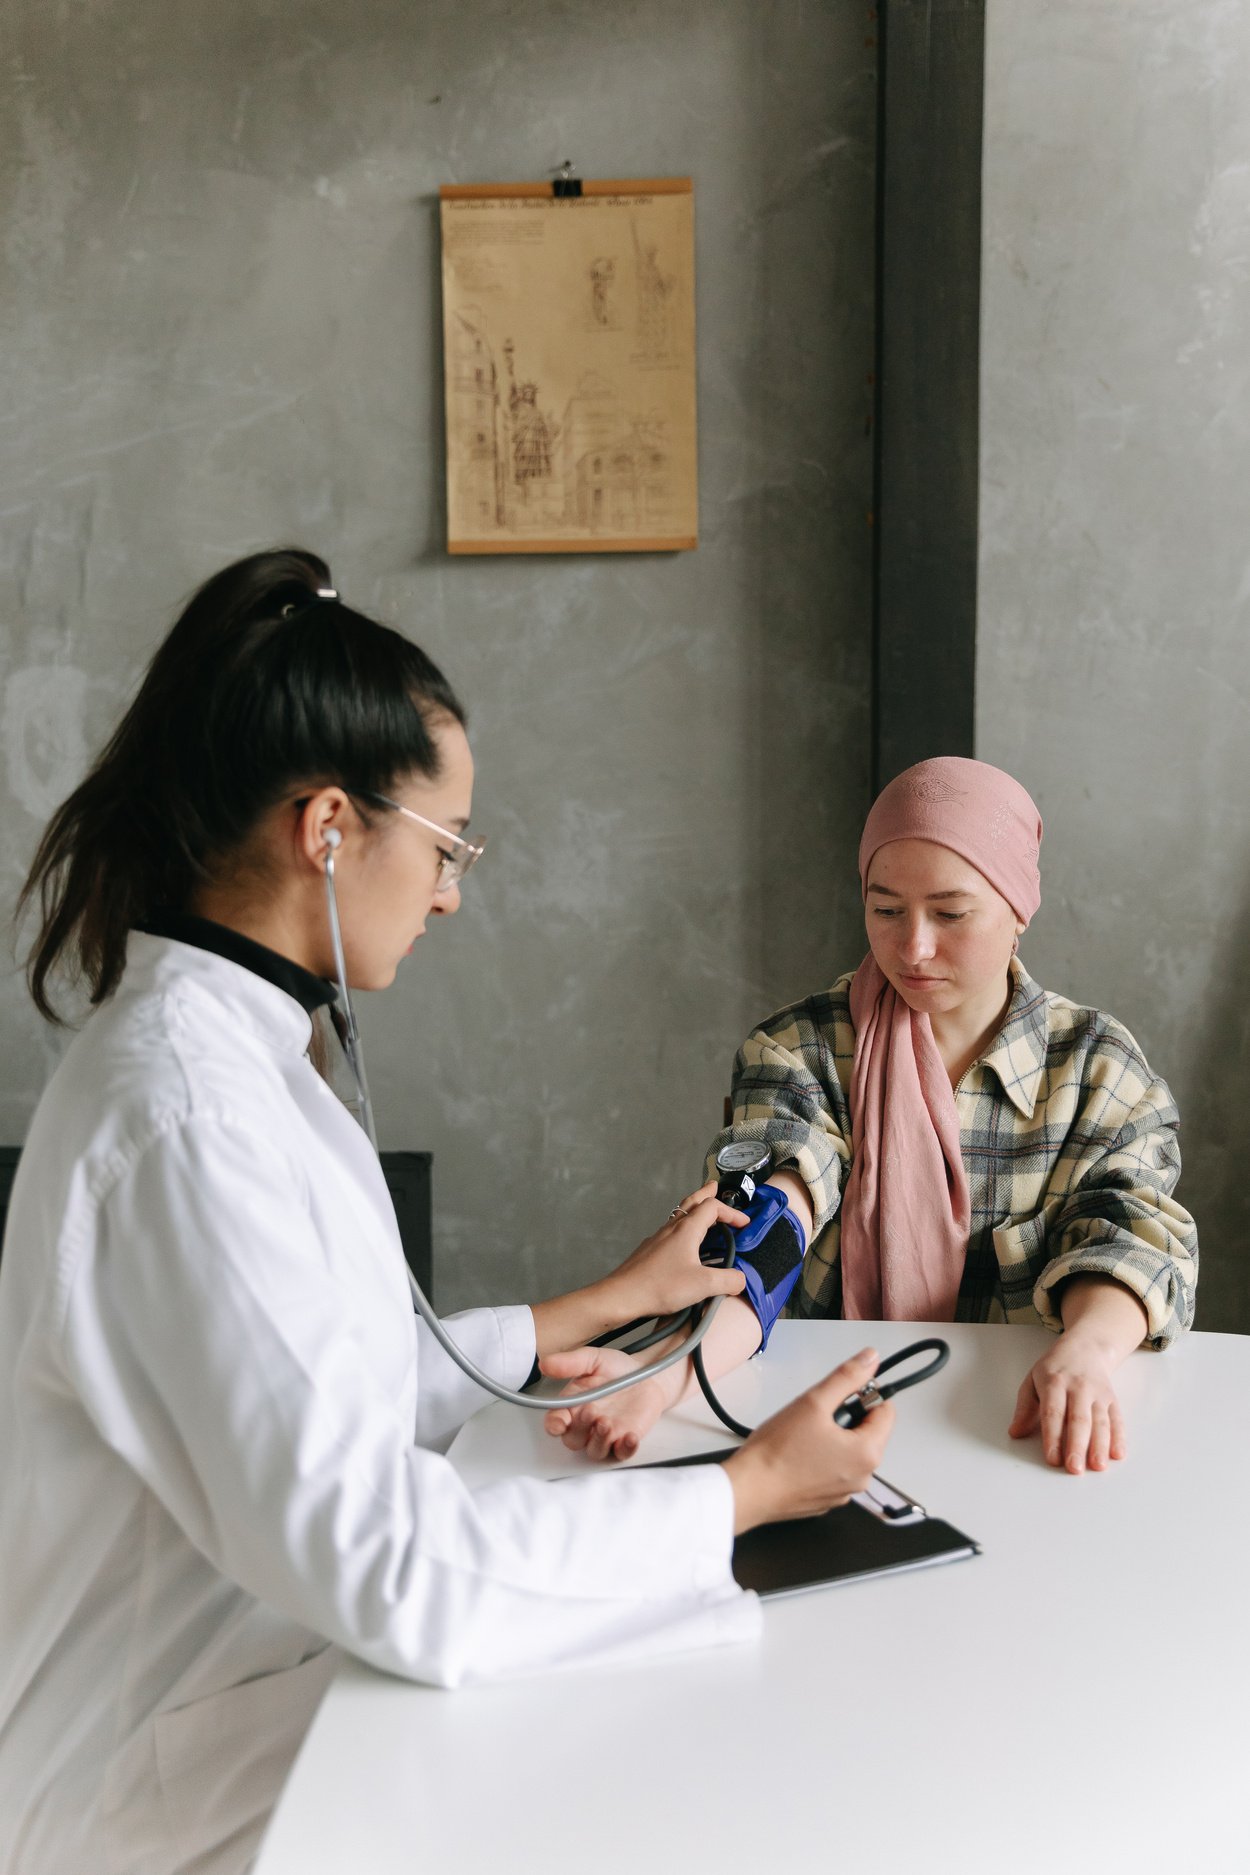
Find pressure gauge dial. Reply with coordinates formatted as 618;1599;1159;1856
715;1141;772;1180
713;1140;772;1209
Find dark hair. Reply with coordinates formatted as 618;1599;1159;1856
19;547;465;1022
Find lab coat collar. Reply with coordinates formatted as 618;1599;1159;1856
122;930;323;1057
137;910;336;1016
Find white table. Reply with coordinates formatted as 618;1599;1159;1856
258;1321;1250;1874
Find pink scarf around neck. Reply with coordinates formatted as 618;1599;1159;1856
840;957;971;1320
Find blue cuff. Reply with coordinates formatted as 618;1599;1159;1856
707;1182;805;1351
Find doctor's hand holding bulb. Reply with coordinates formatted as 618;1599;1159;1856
0;547;897;1875
525;1177;752;1364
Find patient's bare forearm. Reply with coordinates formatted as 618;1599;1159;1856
1059;1274;1149;1365
671;1295;764;1400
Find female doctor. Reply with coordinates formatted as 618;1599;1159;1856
0;549;894;1875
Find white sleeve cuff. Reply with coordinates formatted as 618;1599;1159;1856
413;1305;537;1450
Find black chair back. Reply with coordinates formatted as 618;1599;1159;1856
0;1149;20;1261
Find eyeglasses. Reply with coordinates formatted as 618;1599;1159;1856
364;792;485;893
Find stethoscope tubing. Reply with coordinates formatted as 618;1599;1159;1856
323;852;725;1411
696;1332;951;1440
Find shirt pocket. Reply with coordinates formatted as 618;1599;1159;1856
154;1647;338;1874
990;1212;1050;1322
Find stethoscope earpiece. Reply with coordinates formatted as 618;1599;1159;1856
323;827;342;851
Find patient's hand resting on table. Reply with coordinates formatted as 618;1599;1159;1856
1009;1274;1149;1474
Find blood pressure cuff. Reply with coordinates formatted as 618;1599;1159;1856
709;1182;805;1350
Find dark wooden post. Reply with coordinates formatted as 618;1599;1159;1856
872;0;986;790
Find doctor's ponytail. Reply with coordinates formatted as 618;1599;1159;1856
18;548;465;1023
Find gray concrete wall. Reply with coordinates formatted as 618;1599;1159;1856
0;1;876;1310
979;0;1250;1331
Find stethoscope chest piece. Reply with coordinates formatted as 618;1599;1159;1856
833;1337;951;1428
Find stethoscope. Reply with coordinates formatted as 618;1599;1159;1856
322;832;951;1432
321;830;724;1411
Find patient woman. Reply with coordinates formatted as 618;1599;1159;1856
545;758;1199;1475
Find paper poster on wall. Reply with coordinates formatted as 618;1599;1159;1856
439;179;697;555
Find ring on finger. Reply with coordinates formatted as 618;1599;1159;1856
668;1206;689;1220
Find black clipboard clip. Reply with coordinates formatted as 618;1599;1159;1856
834;1338;950;1428
855;1473;928;1525
552;160;582;198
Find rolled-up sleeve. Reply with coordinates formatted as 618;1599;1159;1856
705;1007;852;1236
1032;1070;1198;1348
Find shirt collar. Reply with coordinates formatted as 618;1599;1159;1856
973;957;1049;1118
136;911;337;1017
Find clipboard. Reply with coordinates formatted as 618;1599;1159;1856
647;1451;980;1598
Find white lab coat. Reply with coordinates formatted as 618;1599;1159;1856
0;936;757;1875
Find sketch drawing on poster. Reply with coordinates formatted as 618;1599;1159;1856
440;180;697;553
446;311;673;539
632;222;676;363
588;256;617;329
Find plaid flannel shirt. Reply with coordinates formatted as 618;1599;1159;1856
706;960;1197;1346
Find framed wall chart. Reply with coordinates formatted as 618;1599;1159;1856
440;177;697;554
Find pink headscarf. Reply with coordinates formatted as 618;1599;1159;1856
840;758;1043;1321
